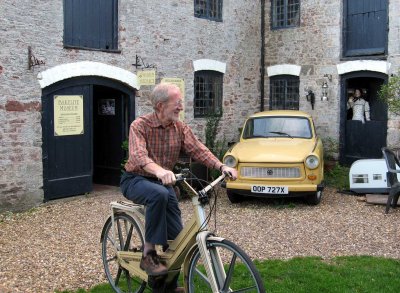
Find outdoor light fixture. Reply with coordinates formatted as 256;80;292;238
306;90;315;110
321;81;328;101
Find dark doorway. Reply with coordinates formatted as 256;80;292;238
93;86;128;186
339;72;388;165
42;77;135;201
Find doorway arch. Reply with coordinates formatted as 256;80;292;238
339;71;388;165
41;74;137;201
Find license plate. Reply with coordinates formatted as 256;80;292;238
251;185;288;194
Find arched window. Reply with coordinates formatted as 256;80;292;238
194;70;223;117
270;75;299;110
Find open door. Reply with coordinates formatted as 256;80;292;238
42;84;93;200
41;77;135;201
340;73;388;165
93;86;127;186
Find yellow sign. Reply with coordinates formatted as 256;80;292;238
137;70;156;86
54;95;84;136
161;78;185;121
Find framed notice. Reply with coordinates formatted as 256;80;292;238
137;70;156;86
54;95;84;136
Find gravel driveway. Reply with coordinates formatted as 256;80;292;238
0;185;399;293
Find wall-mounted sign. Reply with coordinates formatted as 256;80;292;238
137;70;156;86
161;78;185;121
98;99;115;115
54;95;84;136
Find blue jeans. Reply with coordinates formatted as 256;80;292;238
120;172;183;246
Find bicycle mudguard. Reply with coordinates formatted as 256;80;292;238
181;233;225;283
109;201;145;238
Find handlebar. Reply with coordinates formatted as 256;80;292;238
175;168;231;185
175;168;231;205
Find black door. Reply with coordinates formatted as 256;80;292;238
42;84;93;200
42;77;135;200
343;0;388;57
93;86;127;186
340;73;388;165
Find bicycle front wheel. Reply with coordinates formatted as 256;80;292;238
101;212;146;293
187;239;265;292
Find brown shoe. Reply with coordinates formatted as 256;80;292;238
140;250;168;276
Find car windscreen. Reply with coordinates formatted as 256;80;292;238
242;116;312;139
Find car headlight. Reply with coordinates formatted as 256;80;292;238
305;155;319;169
224;155;237;168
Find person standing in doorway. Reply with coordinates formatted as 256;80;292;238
120;82;237;291
347;88;371;123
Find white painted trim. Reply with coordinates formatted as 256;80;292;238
37;61;140;90
337;60;391;75
193;59;226;73
267;64;301;77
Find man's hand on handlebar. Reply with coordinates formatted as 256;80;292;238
221;165;238;180
155;169;176;185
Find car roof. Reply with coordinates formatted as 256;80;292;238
249;110;312;119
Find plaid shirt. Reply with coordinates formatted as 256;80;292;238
124;112;222;177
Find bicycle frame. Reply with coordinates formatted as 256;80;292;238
109;173;227;292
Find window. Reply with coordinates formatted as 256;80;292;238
343;0;388;57
271;0;300;29
194;71;223;117
63;0;118;51
243;117;311;139
270;75;299;110
194;0;223;22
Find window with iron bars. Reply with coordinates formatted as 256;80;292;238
271;0;300;29
194;0;223;22
270;75;299;110
194;71;223;117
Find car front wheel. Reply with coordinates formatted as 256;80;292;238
227;190;244;203
305;190;322;205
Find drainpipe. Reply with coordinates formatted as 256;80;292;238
260;0;265;111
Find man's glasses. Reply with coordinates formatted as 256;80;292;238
165;100;183;107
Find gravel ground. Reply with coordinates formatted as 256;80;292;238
0;185;399;293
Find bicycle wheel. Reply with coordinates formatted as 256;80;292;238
187;239;265;293
101;212;147;293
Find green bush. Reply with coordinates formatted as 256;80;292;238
378;74;400;116
324;163;350;190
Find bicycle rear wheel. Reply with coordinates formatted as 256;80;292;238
101;212;146;293
187;239;265;293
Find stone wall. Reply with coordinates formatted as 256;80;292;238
264;0;342;141
387;0;400;148
0;0;261;211
264;0;400;151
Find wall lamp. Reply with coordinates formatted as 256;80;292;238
321;81;328;101
306;90;315;110
321;74;332;101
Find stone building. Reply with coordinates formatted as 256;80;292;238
263;0;400;165
1;0;399;212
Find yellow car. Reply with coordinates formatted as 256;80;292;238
223;110;324;205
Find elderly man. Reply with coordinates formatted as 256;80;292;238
120;83;237;290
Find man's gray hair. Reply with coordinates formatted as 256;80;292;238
151;83;180;110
